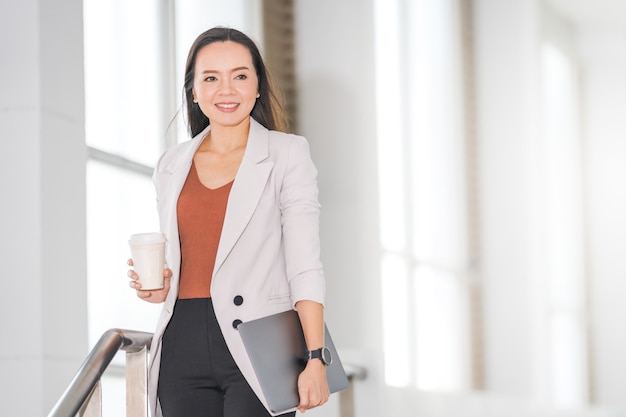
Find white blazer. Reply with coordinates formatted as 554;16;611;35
147;118;326;416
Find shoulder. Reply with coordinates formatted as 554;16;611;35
251;117;309;148
249;118;313;164
267;129;309;150
266;131;315;176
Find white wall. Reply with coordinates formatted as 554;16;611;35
294;1;385;416
579;25;626;408
0;0;88;415
474;0;544;399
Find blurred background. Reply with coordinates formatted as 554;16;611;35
1;0;624;416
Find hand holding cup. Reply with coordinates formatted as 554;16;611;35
128;232;171;303
127;259;172;303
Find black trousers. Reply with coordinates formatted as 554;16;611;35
158;298;295;417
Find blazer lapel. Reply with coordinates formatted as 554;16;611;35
157;126;208;312
213;119;274;277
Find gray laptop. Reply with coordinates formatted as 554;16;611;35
238;310;349;413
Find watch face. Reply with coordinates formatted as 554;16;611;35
322;347;332;365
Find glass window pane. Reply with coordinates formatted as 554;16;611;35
86;160;161;350
375;0;470;392
84;0;165;166
415;266;466;391
374;0;407;252
551;314;588;407
407;0;467;267
541;42;587;408
381;254;412;387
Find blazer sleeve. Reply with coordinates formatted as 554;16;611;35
279;135;326;307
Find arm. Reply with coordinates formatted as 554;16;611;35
280;136;329;411
295;300;330;412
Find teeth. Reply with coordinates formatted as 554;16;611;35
217;103;238;109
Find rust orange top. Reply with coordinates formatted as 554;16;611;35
176;160;233;299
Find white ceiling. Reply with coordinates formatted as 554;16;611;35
546;0;626;28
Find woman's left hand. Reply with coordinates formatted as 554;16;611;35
297;359;330;413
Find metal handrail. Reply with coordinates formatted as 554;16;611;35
48;328;366;417
47;329;153;417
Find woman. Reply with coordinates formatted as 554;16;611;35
127;27;330;417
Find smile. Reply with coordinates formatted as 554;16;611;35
216;103;239;109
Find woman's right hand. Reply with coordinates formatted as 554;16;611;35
127;259;172;303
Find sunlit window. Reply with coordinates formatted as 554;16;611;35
540;42;588;408
84;0;166;166
84;0;166;351
375;0;471;391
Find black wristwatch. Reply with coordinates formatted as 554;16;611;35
305;347;332;366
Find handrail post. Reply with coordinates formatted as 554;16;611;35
339;364;367;417
338;381;355;417
126;345;149;417
78;380;102;417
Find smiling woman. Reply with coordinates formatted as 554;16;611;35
182;29;289;138
125;27;330;417
192;42;260;132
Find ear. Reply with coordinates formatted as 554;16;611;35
192;89;198;103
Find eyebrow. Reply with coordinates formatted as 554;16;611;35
200;66;251;74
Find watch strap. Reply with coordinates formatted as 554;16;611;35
306;347;332;365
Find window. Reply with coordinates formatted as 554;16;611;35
84;0;168;350
540;41;588;407
374;0;472;391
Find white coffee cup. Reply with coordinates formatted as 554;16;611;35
128;232;167;290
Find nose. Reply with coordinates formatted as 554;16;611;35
219;78;235;94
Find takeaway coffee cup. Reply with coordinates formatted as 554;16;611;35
128;232;166;290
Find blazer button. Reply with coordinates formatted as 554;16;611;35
232;319;243;329
234;295;244;306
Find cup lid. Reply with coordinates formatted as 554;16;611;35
129;232;166;245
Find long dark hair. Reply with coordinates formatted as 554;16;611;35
183;27;288;137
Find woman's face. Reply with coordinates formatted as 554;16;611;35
192;41;259;130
